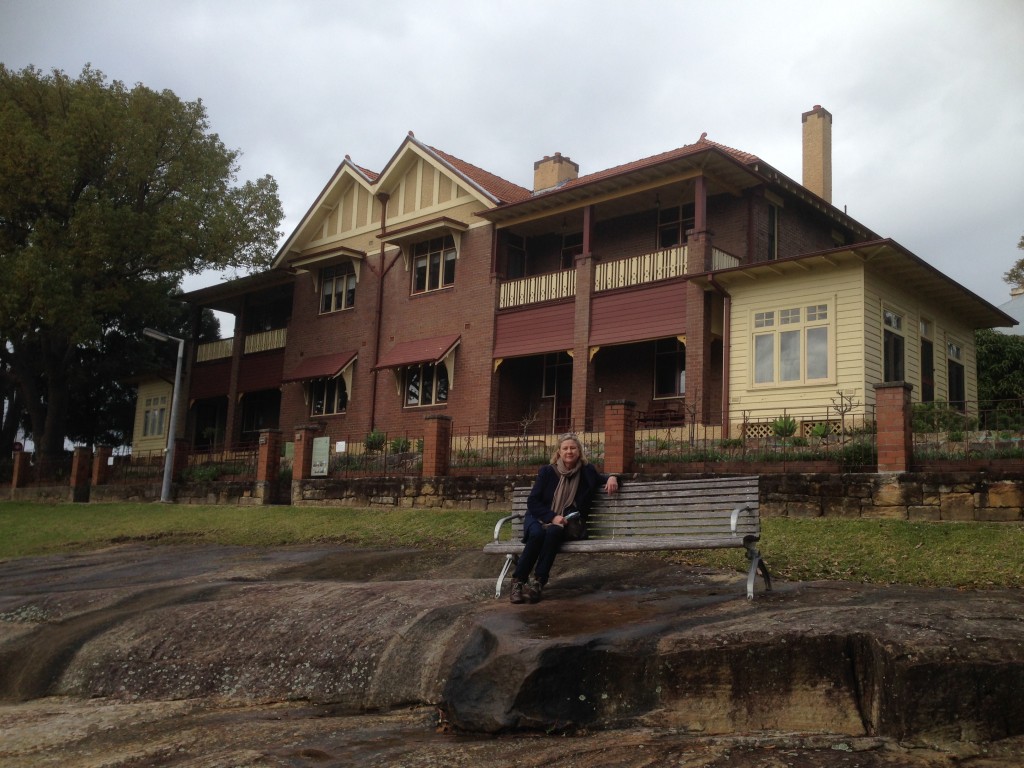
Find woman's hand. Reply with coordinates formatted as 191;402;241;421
605;475;620;494
552;514;566;526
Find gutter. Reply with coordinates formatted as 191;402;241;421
707;273;732;439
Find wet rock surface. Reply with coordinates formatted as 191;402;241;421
1;543;1023;767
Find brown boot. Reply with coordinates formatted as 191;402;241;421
509;579;525;604
527;579;544;604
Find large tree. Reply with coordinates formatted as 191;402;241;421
0;65;282;465
1006;234;1024;289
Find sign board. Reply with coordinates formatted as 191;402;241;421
311;436;330;477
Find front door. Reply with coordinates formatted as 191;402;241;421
921;339;934;402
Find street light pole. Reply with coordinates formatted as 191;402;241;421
143;327;185;503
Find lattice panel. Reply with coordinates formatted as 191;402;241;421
742;422;775;439
801;420;842;438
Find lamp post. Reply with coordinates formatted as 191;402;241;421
143;327;185;503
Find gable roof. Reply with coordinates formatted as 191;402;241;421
695;239;1018;331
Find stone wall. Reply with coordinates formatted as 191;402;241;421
760;472;1024;522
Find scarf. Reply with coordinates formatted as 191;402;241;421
549;458;582;519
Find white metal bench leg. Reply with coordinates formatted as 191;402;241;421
495;554;516;598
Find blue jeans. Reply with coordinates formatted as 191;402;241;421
513;522;564;585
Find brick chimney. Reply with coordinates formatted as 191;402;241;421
801;105;832;203
533;152;579;192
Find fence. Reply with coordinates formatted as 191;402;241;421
634;403;878;473
912;398;1024;467
106;449;165;485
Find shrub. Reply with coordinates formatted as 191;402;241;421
771;416;797;439
364;430;387;452
390;437;411;453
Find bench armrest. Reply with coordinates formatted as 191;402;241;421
730;505;755;534
493;512;524;541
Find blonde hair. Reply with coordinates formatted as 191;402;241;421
550;433;588;465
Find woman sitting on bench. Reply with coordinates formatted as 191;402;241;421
509;433;619;604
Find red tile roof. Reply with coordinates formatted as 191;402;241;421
427;146;533;204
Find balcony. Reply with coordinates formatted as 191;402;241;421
195;328;288;362
499;269;576;309
196;338;233;362
244;327;288;354
711;247;740;271
595;246;687;292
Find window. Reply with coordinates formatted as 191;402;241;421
654;338;686;397
310;377;348;416
320;263;356;314
542;352;572;398
751;303;830;386
947;340;965;411
560;232;583;270
883;308;905;382
142;396;167;437
506;233;527;279
405;362;448;407
657;204;695;249
412;235;456;294
920;319;935;402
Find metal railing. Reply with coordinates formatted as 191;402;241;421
107;449;166;485
634;403;878;473
911;398;1024;462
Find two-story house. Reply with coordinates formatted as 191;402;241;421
141;106;1013;454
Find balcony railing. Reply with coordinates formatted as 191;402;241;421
244;327;288;354
499;269;576;309
711;247;740;271
195;328;288;363
196;338;234;362
595;246;687;292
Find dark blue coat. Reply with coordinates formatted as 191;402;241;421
524;463;610;534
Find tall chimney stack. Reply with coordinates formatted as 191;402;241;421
533;152;579;193
801;105;832;203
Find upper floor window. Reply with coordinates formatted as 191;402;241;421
654;338;686;398
752;303;831;386
412;235;456;294
560;232;583;270
658;204;695;249
883;308;905;382
320;263;356;314
405;362;449;407
506;233;527;279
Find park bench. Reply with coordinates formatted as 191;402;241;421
484;474;771;600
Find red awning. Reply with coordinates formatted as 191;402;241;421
282;350;357;382
373;334;461;370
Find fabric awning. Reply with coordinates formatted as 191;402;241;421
282;350;357;382
373;334;461;370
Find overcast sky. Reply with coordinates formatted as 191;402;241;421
3;0;1022;330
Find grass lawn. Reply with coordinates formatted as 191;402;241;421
1;501;1022;590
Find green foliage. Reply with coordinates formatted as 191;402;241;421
976;329;1024;404
912;402;976;433
1004;233;1024;288
390;437;412;453
839;440;877;469
181;464;223;483
809;423;831;440
363;430;386;452
0;64;283;458
771;416;797;438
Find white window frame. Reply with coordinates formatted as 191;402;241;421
411;235;456;294
750;302;833;388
